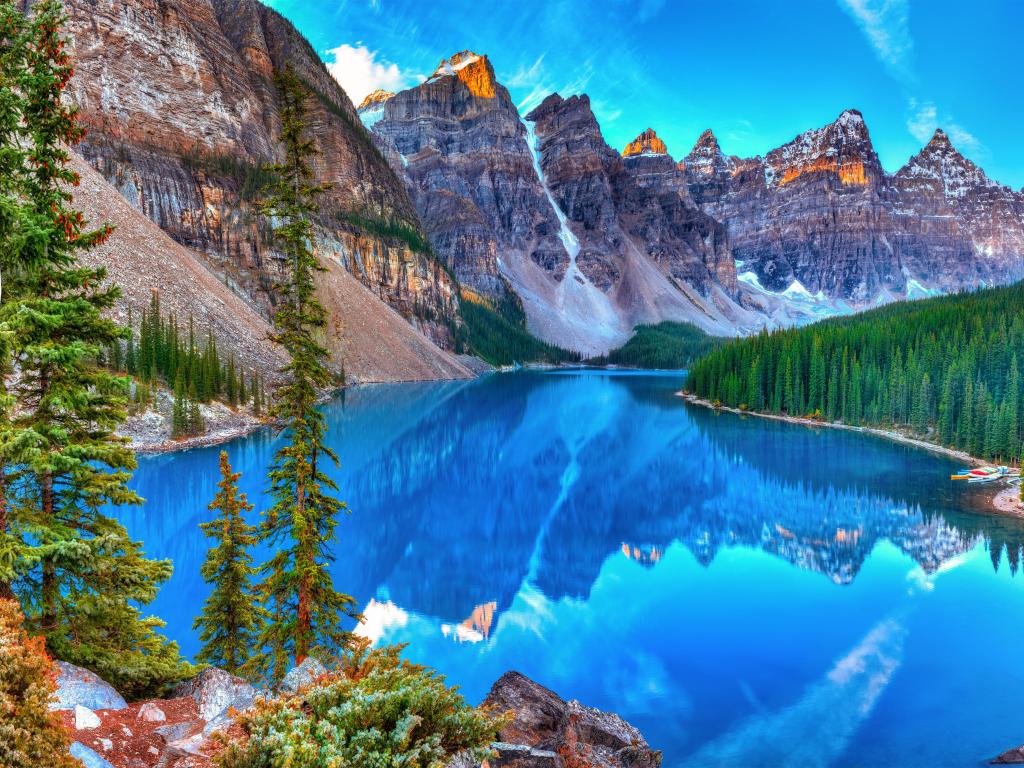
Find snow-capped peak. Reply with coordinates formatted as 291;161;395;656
428;50;483;80
357;89;395;112
683;129;735;176
423;50;495;98
896;128;999;199
762;108;876;187
357;89;395;129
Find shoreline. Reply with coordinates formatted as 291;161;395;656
678;392;1022;517
128;420;271;455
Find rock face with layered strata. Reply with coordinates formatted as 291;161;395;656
682;111;1024;303
370;61;751;353
371;51;568;298
889;129;1024;288
62;0;459;348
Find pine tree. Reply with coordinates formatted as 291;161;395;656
253;372;263;416
227;355;237;406
249;68;356;683
187;380;203;436
0;599;80;768
172;370;187;439
0;1;32;602
195;452;263;676
2;1;187;697
238;368;247;406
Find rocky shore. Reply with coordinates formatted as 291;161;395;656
118;390;268;455
55;661;660;768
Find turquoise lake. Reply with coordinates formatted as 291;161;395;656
115;370;1024;767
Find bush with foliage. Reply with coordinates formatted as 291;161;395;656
218;642;506;768
0;599;81;768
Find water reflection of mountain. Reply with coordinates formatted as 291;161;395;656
119;371;1024;656
331;372;1017;628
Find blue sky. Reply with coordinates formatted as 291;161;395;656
266;0;1024;188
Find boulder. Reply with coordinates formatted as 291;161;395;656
154;721;202;745
171;666;258;724
136;702;167;722
280;657;327;694
482;671;662;768
53;662;127;712
74;705;101;730
69;742;115;768
994;744;1024;763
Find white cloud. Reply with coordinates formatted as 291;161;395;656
906;99;937;143
324;43;419;105
837;0;913;80
906;98;983;154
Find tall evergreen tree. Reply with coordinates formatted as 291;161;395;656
0;1;31;602
194;452;263;676
249;67;356;683
2;0;187;698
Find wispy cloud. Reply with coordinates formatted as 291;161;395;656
324;43;422;105
906;98;983;154
837;0;914;81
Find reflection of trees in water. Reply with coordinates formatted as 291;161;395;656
687;402;1024;577
933;506;1024;575
116;371;1024;656
341;373;1001;628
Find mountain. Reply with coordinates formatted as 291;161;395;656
61;0;463;358
890;129;1024;288
71;150;472;384
682;110;1024;308
357;89;396;128
368;56;759;354
58;0;1024;358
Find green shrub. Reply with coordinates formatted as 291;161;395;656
217;642;506;768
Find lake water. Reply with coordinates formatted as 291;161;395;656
115;370;1024;767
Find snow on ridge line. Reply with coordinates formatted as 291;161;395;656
426;52;482;83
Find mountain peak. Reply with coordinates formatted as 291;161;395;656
898;127;997;198
426;50;495;98
763;108;877;187
694;129;720;152
623;128;668;158
357;89;395;112
836;108;865;126
925;128;954;152
683;129;735;176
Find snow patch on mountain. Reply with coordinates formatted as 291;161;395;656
520;117;624;353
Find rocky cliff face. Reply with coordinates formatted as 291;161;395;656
370;51;568;301
682;111;1024;305
889;129;1024;288
63;0;459;348
370;59;754;353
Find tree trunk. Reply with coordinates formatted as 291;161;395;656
41;469;56;631
0;465;13;602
